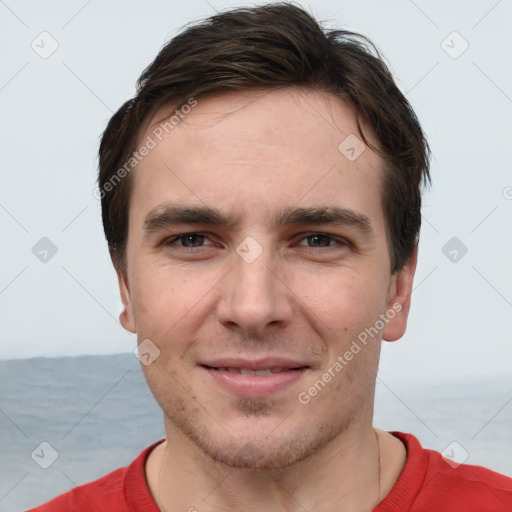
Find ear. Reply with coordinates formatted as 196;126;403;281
116;267;136;333
382;246;418;342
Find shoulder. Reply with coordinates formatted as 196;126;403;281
27;440;164;511
376;432;512;512
419;438;512;508
27;466;128;511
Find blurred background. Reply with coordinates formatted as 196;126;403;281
1;0;511;509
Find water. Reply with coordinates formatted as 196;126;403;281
1;354;511;511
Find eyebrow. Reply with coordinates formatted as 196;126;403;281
144;205;238;233
272;206;373;235
143;204;373;237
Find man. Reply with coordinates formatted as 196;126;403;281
30;3;512;511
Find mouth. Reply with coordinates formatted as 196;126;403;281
199;360;311;398
202;365;308;375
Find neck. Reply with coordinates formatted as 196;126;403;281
147;418;389;512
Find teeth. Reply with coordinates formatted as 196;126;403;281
241;368;272;375
217;367;287;375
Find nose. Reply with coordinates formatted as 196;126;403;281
216;244;293;337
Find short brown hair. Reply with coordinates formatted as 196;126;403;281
98;2;430;273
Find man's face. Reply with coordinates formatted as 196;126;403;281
117;88;415;470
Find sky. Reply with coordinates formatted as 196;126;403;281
1;0;511;385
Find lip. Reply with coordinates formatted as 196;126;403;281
200;358;310;398
200;357;310;371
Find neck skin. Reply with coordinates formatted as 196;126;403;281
145;403;407;512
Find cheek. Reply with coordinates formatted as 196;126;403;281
298;268;387;334
129;261;217;341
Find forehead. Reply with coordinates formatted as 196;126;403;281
131;88;386;228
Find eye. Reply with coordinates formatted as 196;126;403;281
296;233;348;249
164;233;213;248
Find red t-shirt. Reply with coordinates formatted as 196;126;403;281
28;431;512;511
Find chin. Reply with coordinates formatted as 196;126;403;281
186;415;347;472
207;438;313;470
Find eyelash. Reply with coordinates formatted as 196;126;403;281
162;232;350;251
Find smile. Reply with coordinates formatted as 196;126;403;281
201;365;309;398
207;367;304;375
